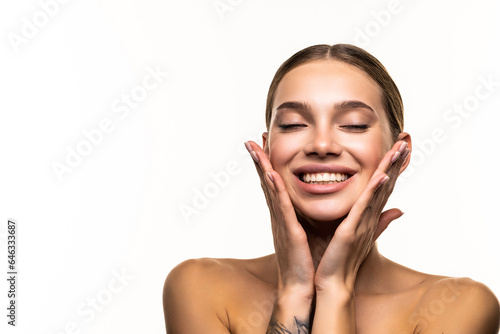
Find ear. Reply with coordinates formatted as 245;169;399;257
262;132;269;156
397;132;412;175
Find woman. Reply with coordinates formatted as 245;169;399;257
163;44;500;333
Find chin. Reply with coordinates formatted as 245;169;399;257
294;200;351;224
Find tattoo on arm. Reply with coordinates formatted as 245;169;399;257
267;321;292;334
266;317;309;334
294;317;309;334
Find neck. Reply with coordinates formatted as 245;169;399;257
296;209;343;269
296;210;385;294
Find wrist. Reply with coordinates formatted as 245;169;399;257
278;281;315;301
270;301;311;332
312;289;356;334
274;288;314;318
315;279;355;301
316;286;354;305
315;274;356;294
276;287;314;305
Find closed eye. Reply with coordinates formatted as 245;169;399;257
341;124;369;131
278;124;307;130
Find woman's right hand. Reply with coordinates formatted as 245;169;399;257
245;141;315;302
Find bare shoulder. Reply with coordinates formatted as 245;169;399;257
164;255;275;292
163;258;238;333
413;276;500;334
165;257;238;286
163;255;276;333
163;257;243;312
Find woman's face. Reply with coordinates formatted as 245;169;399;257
263;60;394;224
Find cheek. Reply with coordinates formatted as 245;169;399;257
344;135;387;171
268;136;301;170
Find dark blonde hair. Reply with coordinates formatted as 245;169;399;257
265;44;404;141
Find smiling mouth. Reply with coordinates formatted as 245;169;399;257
299;172;352;184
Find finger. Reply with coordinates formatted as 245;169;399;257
245;141;281;223
372;208;404;241
372;140;408;179
369;144;410;214
376;147;410;203
339;142;407;236
246;141;276;176
245;141;303;237
247;143;287;197
375;141;404;172
245;141;275;197
245;141;280;193
345;142;406;231
245;141;265;178
368;172;400;226
266;170;306;238
343;172;389;231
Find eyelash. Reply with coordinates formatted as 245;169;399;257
278;124;369;131
341;124;369;130
278;124;306;130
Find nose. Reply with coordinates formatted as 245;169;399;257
303;125;343;158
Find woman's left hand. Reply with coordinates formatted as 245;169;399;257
314;140;410;293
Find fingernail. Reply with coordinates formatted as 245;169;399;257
267;171;274;183
379;175;390;185
391;151;401;163
244;141;252;153
398;141;408;153
251;150;260;164
401;148;410;161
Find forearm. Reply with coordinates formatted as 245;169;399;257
311;287;356;334
266;291;313;334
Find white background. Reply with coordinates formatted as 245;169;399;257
1;0;499;333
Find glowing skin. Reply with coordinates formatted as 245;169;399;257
164;56;500;334
263;60;394;226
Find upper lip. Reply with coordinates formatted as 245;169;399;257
293;164;357;176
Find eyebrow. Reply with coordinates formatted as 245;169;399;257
275;100;375;114
275;101;311;112
338;100;374;113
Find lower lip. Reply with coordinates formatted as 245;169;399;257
294;174;355;194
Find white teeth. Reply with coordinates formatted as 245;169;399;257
301;172;349;184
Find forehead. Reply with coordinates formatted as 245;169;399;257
273;60;386;117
